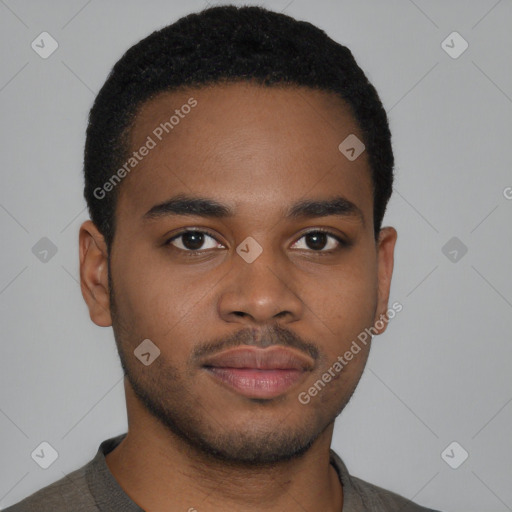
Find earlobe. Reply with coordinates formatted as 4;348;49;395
372;226;398;335
79;220;112;327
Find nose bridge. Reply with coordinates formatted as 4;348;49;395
218;241;303;323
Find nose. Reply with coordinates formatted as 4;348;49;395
217;245;305;326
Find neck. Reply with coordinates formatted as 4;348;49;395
105;380;343;512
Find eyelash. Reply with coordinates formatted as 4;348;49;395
164;228;348;257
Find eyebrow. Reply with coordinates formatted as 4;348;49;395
143;193;365;225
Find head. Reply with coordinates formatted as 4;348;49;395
79;5;397;466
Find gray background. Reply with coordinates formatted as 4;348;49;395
1;0;511;510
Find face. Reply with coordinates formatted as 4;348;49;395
80;82;396;465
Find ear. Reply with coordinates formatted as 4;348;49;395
79;220;112;327
372;226;398;335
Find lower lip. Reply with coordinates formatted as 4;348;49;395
204;367;306;399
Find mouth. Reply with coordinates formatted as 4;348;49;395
201;346;314;399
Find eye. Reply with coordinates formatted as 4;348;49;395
291;230;346;252
166;230;224;252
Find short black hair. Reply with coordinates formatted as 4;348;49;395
84;4;394;249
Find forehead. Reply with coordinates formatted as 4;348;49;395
117;82;373;226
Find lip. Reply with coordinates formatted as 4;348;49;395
201;346;314;399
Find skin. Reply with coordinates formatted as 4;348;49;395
79;82;397;512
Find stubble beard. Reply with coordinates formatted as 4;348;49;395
107;267;354;467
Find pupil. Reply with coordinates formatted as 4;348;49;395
180;232;329;251
183;232;204;250
307;232;327;250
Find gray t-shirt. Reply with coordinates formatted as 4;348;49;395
4;433;441;511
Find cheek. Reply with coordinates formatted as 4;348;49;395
316;253;378;326
110;245;220;358
309;254;378;370
109;246;172;342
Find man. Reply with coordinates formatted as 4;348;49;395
5;5;443;511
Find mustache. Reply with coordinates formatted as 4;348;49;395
191;324;319;364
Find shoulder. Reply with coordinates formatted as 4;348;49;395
3;464;97;512
349;474;442;512
329;449;442;512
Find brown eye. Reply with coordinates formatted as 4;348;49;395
167;230;223;252
305;232;329;250
291;230;345;252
